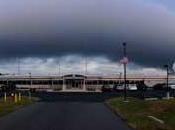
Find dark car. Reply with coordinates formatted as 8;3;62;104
153;83;167;91
1;83;16;93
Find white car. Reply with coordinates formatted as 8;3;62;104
169;84;175;89
128;84;137;91
115;84;137;91
116;84;125;90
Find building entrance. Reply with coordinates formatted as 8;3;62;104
65;79;84;89
63;74;86;90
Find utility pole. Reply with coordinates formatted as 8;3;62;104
123;43;127;101
85;57;88;75
17;58;20;75
83;41;87;91
28;72;32;100
82;56;87;91
83;40;88;76
119;72;122;84
164;65;170;99
58;62;61;76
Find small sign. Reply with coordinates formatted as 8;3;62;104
120;57;129;64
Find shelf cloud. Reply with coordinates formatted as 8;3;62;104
0;0;175;70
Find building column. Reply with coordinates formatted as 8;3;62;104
51;78;53;88
83;78;86;91
62;77;66;91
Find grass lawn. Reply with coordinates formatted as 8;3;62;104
106;97;175;130
0;96;35;117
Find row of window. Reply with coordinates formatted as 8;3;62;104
0;80;63;85
0;80;142;85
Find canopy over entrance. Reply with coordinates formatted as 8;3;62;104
62;74;86;90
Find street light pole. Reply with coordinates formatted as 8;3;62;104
164;65;170;99
58;62;61;76
119;72;122;84
28;72;32;100
123;43;127;101
17;58;20;75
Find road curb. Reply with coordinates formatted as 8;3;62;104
104;102;136;130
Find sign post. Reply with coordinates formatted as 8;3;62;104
120;43;128;101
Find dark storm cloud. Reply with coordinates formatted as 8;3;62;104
0;0;175;67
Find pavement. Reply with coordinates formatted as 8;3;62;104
0;92;131;130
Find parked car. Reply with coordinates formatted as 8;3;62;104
153;83;173;91
113;84;137;91
113;84;124;91
1;83;16;93
128;84;137;91
101;85;113;92
137;82;148;91
153;83;165;90
169;84;175;90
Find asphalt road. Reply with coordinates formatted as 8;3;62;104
0;92;131;130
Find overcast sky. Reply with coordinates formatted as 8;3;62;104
0;0;175;75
